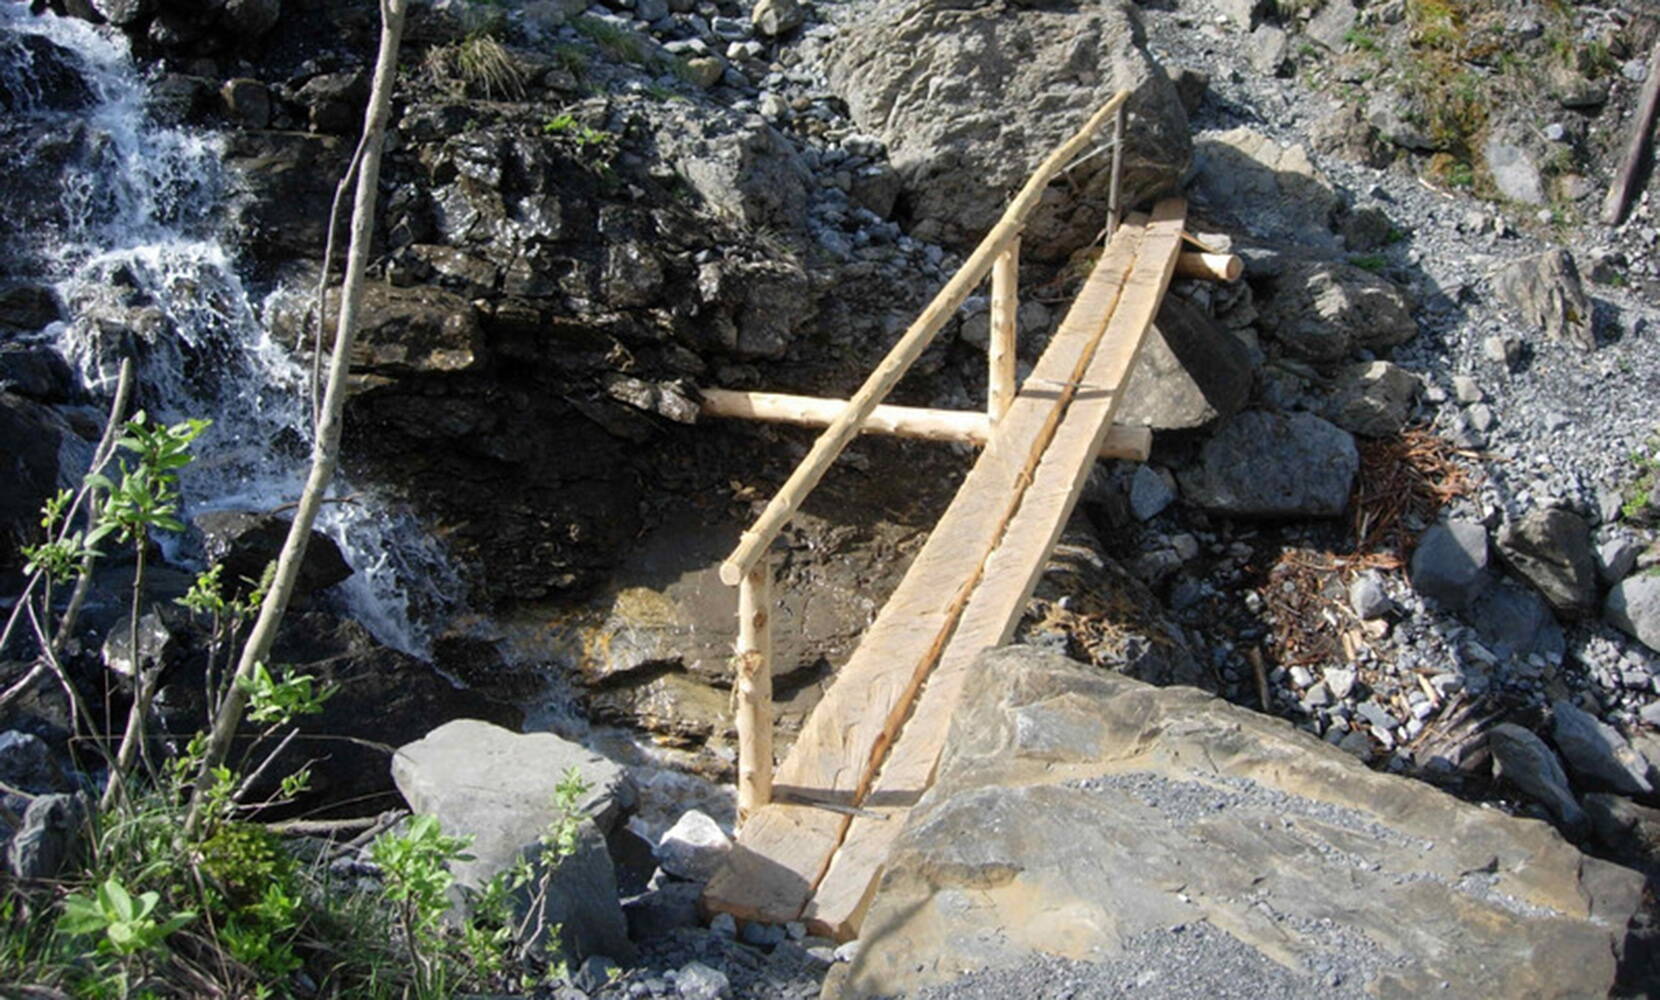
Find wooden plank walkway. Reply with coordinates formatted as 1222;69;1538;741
702;199;1188;936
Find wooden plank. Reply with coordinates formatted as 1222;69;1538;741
804;200;1188;939
719;91;1130;586
1603;40;1660;226
698;389;1151;460
702;219;1147;924
989;239;1020;421
734;559;773;822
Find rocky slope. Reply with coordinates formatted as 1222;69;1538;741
5;0;1660;995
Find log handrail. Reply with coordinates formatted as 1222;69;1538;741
718;89;1131;587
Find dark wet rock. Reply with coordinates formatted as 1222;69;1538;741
825;0;1189;259
392;719;636;963
146;73;215;125
219;0;281;38
1256;259;1417;363
0;282;64;332
1410;520;1491;612
0;393;67;571
6;791;88;880
224;130;353;261
0;32;94;113
833;647;1640;999
1552;700;1653;796
1322;360;1419;437
1488;722;1586;833
1190;128;1337;249
1605;574;1660;653
1117;294;1252;431
0;730;70;795
1177;410;1358;518
1489;250;1593;352
296;70;368;136
220;77;271;128
271;281;486;381
1494;508;1598;621
0;343;75;402
192;509;353;602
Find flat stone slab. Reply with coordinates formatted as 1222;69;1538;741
826;647;1644;1000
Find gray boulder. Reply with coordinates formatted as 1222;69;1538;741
1487;722;1586;833
1117;294;1252;431
1584;793;1660;864
829;647;1641;1000
651;105;811;232
7;792;87;880
824;0;1188;259
1494;508;1598;620
654;809;731;882
1483;135;1544;205
1490;250;1594;352
1468;582;1564;665
1410;520;1491;611
750;0;802;37
0;731;69;796
1177;410;1358;518
1189;129;1338;249
1552;700;1653;796
1605;573;1660;652
1128;464;1175;521
391;719;638;962
1322;360;1419;437
1257;259;1417;362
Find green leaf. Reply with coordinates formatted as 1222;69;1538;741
99;878;136;923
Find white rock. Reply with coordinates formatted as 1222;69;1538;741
656;810;732;881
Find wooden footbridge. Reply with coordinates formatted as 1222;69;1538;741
695;92;1237;940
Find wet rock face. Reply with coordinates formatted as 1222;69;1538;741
0;31;94;112
833;646;1646;1000
824;0;1189;260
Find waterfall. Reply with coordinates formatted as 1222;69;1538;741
1;5;455;655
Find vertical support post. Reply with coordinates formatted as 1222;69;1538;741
1107;102;1126;237
735;557;774;824
988;238;1020;423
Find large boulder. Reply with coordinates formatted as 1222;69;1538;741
1606;573;1660;653
269;282;487;382
1256;259;1417;363
1188;128;1339;249
1321;360;1419;437
649;105;811;232
1489;250;1594;352
1116;294;1252;431
824;0;1189;259
828;647;1644;1000
193;509;353;603
1176;410;1358;517
1410;520;1491;612
1494;508;1599;620
391;719;636;963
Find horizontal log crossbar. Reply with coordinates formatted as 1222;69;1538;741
699;388;1151;461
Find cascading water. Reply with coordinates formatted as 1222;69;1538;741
1;5;455;655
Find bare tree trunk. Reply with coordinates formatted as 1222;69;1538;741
186;0;409;834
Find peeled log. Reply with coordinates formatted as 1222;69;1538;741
1174;251;1242;282
699;389;1151;461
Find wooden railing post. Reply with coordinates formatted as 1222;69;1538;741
988;238;1020;422
1107;102;1126;236
735;557;774;824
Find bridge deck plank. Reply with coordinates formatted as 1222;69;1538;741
802;200;1187;938
705;202;1185;932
